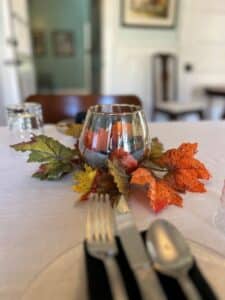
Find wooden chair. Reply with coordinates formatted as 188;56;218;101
151;53;206;121
205;86;225;119
26;94;142;123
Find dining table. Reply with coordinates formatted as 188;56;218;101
1;121;225;300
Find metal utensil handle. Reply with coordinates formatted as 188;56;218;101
178;273;202;300
105;256;129;300
134;266;167;300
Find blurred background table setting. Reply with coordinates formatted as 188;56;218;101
6;102;44;143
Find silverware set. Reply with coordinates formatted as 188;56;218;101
86;193;128;300
86;193;203;300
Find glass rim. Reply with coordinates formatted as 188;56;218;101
88;104;143;116
6;102;42;112
6;102;41;108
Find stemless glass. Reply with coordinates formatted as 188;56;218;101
6;102;44;141
79;104;150;168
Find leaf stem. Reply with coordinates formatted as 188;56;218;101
150;167;167;172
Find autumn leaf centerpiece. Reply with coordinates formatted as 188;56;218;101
11;104;211;213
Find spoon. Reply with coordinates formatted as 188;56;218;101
146;219;201;300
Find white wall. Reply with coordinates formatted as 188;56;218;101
0;0;36;126
101;0;178;120
101;0;225;120
0;0;22;126
178;0;225;119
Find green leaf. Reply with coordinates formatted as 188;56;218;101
150;137;164;160
108;159;130;195
140;160;168;177
11;135;75;162
65;123;83;138
33;161;74;180
140;138;166;174
11;135;76;179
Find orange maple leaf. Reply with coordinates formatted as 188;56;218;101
155;143;211;193
131;168;182;212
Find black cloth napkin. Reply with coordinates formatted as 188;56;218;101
84;231;218;300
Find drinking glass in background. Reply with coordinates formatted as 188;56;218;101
6;102;44;142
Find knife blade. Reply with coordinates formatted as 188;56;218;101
114;195;166;300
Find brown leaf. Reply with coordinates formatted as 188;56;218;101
150;137;164;159
108;159;130;195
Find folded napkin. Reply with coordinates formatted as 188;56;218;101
84;231;217;300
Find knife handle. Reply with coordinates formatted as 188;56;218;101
105;257;129;300
134;264;167;300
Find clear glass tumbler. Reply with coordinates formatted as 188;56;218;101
79;104;150;168
6;102;44;141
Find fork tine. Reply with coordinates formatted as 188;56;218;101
104;193;114;242
99;194;106;241
93;193;100;241
86;193;115;243
86;193;100;242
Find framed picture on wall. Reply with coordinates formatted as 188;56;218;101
52;31;75;56
121;0;177;28
32;30;46;56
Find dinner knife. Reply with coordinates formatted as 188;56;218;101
114;195;166;300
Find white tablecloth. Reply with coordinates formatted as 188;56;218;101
1;122;225;300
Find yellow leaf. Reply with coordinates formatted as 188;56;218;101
65;124;83;138
73;164;97;197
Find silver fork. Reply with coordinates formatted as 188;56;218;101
86;193;128;300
